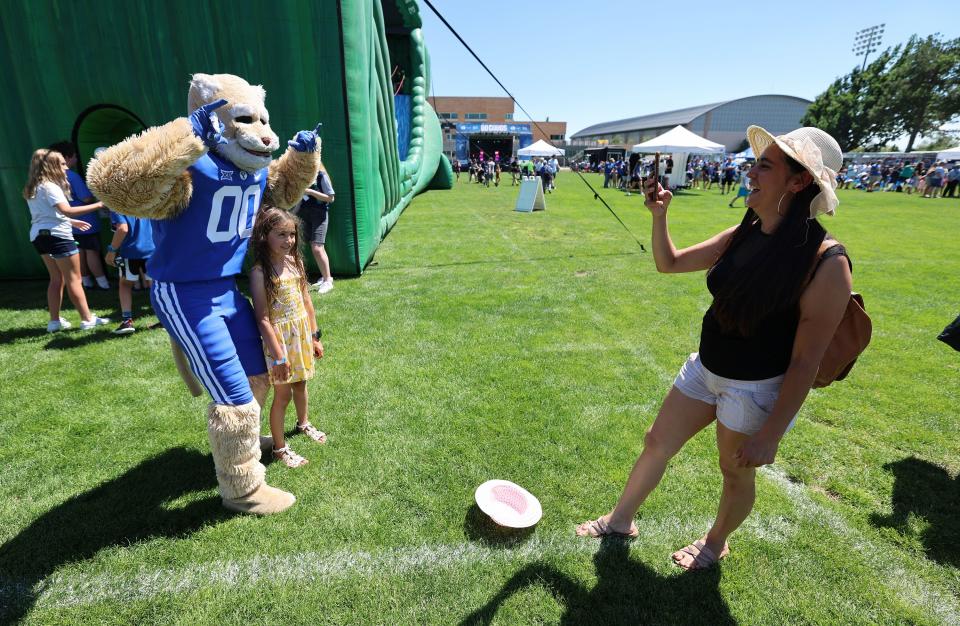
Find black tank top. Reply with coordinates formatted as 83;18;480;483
698;228;849;380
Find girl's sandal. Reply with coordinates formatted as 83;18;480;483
273;446;308;468
296;421;327;444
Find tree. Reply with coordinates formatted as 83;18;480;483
801;51;897;151
882;35;960;152
916;131;960;151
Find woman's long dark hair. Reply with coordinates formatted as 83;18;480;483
710;156;826;336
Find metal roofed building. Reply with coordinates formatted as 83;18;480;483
569;95;812;152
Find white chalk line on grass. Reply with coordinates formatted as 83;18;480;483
760;465;960;626
1;476;954;623
4;513;752;612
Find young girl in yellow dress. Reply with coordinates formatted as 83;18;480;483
250;208;327;468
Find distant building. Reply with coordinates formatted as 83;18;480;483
430;96;567;162
570;95;812;152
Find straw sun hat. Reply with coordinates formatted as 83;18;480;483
474;479;543;528
746;125;843;218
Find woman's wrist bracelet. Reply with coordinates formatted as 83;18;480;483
272;357;287;366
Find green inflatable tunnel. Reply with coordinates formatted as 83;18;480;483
0;0;451;279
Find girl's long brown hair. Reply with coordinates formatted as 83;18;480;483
23;149;71;200
250;207;308;309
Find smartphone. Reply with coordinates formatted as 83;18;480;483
648;151;660;202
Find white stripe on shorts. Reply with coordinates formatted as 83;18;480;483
152;282;219;403
153;281;228;404
151;282;208;398
163;282;229;403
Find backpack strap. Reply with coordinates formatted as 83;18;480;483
814;242;853;275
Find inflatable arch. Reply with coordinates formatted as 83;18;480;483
0;0;452;278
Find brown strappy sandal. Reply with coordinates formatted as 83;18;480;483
273;445;308;468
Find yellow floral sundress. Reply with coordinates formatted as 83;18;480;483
264;274;315;384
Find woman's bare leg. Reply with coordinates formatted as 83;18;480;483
579;387;716;534
673;422;755;568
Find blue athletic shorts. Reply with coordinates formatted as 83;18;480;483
151;278;267;405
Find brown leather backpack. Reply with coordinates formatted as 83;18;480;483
811;244;872;388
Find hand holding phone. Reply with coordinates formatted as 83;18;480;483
648;151;660;202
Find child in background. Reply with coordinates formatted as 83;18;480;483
728;164;751;208
250;208;327;468
24;148;110;332
48;141;110;290
105;199;156;334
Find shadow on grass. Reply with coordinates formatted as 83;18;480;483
0;280;119;313
0;447;229;624
459;537;733;625
869;456;960;568
0;327;51;344
463;504;535;548
43;329;118;350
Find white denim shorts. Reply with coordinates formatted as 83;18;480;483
673;353;796;436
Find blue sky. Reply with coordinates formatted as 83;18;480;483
419;1;959;144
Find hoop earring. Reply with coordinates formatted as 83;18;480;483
777;193;787;216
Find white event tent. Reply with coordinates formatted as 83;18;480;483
631;125;725;188
517;139;565;158
937;146;960;161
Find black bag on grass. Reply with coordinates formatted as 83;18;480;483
938;313;960;352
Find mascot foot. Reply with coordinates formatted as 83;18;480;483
223;482;296;515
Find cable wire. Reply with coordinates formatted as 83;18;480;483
421;0;645;251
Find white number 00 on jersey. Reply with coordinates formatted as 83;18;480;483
206;186;261;243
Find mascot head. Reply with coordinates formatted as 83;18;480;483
188;73;280;172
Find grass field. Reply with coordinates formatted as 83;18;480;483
1;174;958;625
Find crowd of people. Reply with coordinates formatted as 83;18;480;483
572;153;960;202
454;154;560;191
838;159;960;197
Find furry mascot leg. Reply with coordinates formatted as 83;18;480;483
249;373;275;452
208;399;295;515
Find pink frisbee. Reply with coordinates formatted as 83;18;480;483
474;480;543;528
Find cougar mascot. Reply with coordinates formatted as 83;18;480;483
87;73;321;514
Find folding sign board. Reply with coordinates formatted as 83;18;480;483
514;176;546;212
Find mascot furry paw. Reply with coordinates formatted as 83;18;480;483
87;73;321;515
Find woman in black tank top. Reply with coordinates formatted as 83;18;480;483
576;127;853;570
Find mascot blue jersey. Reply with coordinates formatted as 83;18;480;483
148;152;267;283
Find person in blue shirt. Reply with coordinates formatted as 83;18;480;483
944;164;960;198
603;158;615;188
868;161;881;192
104;172;156;335
49;141;110;290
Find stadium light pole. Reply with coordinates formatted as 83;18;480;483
853;24;885;71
